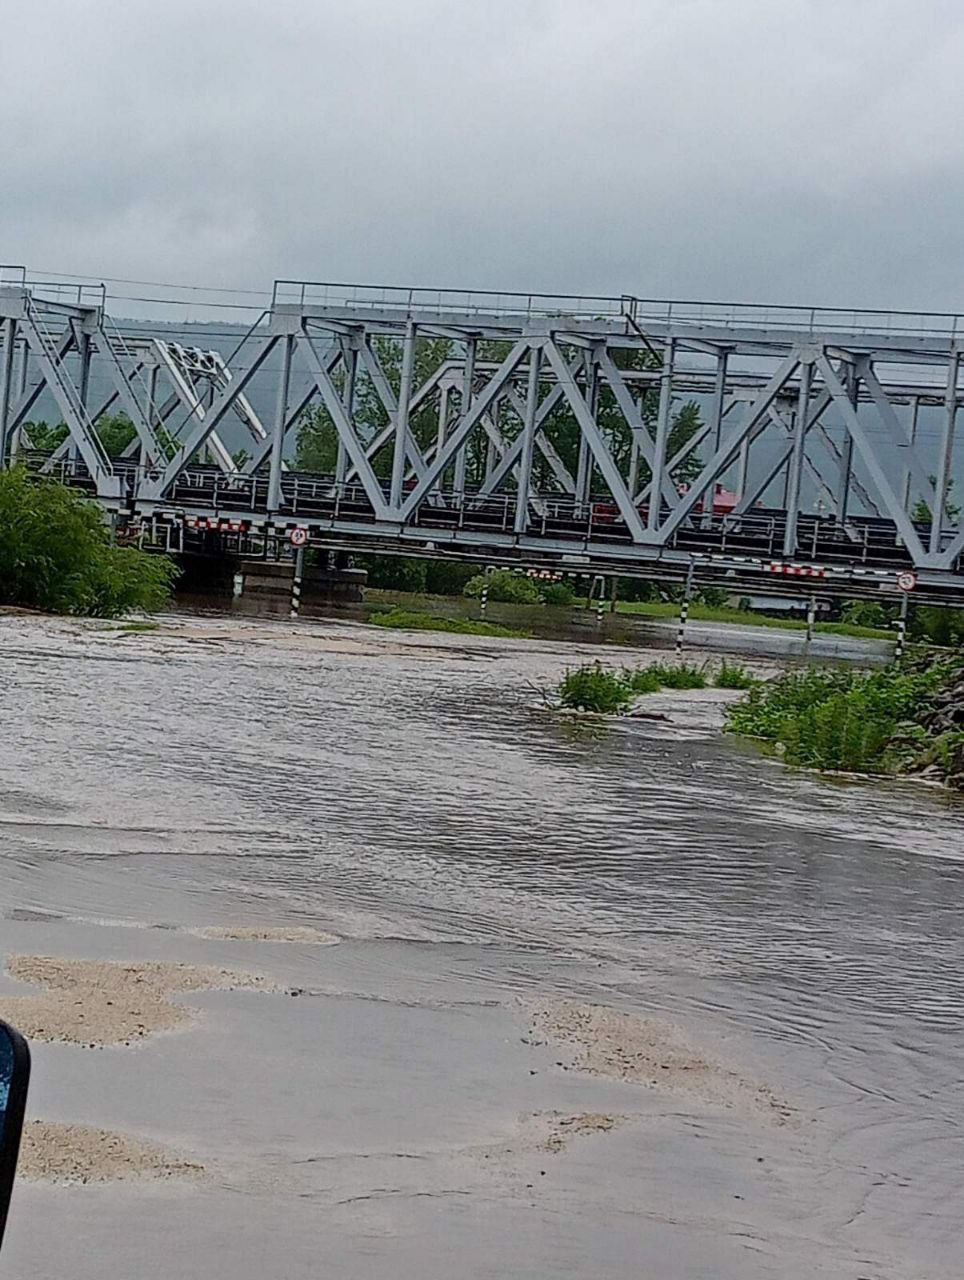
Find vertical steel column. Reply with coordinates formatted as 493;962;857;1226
834;364;857;523
930;346;960;554
434;382;450;453
453;337;476;499
901;396;920;515
627;429;640;501
335;343;358;488
0;319;17;464
513;345;541;535
735;437;750;502
390;320;417;511
783;359;813;556
143;365;159;467
268;333;294;511
69;329;92;465
701;349;729;528
648;341;674;531
709;349;729;453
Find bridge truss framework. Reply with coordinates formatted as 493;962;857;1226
1;272;963;604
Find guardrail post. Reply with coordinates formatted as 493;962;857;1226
290;546;304;619
895;591;909;660
675;561;695;655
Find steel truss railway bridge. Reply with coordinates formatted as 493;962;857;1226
2;269;964;606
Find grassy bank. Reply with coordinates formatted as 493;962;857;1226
612;600;893;640
369;607;529;639
725;655;964;785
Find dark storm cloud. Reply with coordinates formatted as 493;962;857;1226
2;0;964;310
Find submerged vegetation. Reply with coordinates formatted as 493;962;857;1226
557;659;721;711
369;606;527;638
0;469;176;617
725;656;964;786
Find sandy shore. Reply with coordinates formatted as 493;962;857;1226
0;956;272;1046
529;1000;792;1122
20;1122;203;1185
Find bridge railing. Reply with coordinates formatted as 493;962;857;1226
271;279;964;342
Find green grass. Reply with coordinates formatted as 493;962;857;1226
612;601;893;640
724;660;953;775
559;659;710;711
558;663;636;713
714;660;758;690
110;620;160;633
369;607;528;639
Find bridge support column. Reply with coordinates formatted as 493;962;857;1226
453;338;476;500
513;345;542;535
0;318;16;464
930;346;960;554
900;395;920;516
783;358;813;556
834;364;857;524
268;333;294;511
648;341;674;531
390;319;417;511
335;340;358;489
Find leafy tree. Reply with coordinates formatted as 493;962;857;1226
0;468;177;615
22;420;69;451
463;569;541;604
913;477;961;524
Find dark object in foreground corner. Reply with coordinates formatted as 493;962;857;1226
0;1019;30;1253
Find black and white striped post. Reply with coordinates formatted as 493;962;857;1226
480;581;489;617
676;562;695;656
595;578;606;627
290;546;304;619
895;590;910;660
805;594;816;647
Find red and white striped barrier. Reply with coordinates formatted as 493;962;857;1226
766;561;827;578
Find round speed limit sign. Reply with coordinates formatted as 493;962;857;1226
896;571;917;592
288;527;308;547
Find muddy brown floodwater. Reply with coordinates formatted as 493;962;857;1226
1;610;962;1279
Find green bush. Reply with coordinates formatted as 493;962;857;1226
725;661;951;774
558;663;634;713
840;600;894;630
540;580;575;607
622;665;663;694
464;569;542;604
424;560;477;596
714;660;757;689
0;469;177;616
357;555;428;592
650;661;708;689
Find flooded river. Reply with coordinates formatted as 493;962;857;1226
1;611;961;1279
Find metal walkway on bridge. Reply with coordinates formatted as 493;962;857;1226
1;270;963;603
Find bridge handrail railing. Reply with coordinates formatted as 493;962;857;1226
271;279;964;341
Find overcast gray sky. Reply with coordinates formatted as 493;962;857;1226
3;0;964;312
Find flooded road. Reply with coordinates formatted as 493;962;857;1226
1;611;962;1278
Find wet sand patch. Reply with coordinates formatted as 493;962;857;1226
537;1112;625;1153
530;1000;791;1121
0;956;271;1046
20;1121;203;1184
198;925;339;945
